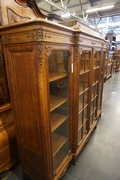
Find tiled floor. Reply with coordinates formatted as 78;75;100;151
1;72;120;180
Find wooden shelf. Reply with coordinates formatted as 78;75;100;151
0;103;11;113
93;66;100;70
53;150;67;171
80;69;90;75
52;133;67;157
50;95;67;112
79;87;84;95
79;87;89;95
49;73;67;82
51;113;67;132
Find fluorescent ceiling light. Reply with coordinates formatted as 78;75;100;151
45;0;86;22
86;5;114;13
61;13;70;18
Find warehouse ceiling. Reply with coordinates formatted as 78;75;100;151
36;0;120;37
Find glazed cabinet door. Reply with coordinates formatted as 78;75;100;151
97;50;106;117
48;49;71;174
90;49;101;127
78;49;91;145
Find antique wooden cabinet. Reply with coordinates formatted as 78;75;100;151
60;20;107;163
0;19;74;180
0;1;108;177
0;38;18;172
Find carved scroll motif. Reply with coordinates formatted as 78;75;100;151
36;31;52;41
45;33;52;39
37;42;43;71
25;32;34;40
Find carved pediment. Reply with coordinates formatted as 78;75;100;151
0;0;47;25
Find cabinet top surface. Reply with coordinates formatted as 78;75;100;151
0;18;105;41
0;18;73;33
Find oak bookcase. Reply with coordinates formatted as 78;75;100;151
0;18;107;179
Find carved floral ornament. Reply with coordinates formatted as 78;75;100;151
37;42;43;71
45;45;52;57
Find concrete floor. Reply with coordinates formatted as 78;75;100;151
1;72;120;180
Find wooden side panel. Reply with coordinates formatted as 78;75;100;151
4;44;52;179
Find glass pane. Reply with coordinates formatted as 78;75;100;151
78;111;83;128
78;50;91;144
83;121;87;136
84;91;88;106
84;72;89;90
78;127;82;143
79;74;84;94
98;81;102;110
85;52;90;71
80;51;90;73
48;50;70;171
79;94;83;111
90;113;93;127
94;51;100;68
83;106;88;122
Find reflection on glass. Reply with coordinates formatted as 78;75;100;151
94;51;100;68
48;50;70;171
78;50;91;144
80;51;90;73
